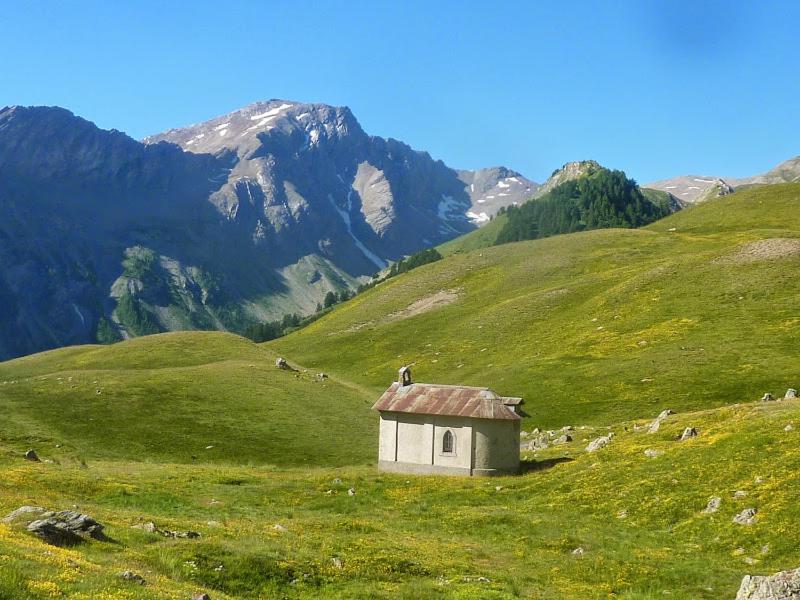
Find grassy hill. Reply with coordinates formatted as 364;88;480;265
1;396;799;598
0;331;375;467
2;184;800;597
272;183;800;429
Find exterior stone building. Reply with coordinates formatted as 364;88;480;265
372;367;523;476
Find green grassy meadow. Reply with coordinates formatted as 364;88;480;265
1;184;800;598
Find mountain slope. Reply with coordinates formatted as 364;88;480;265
0;102;535;360
271;184;800;428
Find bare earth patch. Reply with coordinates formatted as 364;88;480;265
716;238;800;264
387;289;461;321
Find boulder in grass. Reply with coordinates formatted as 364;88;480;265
119;571;146;586
26;510;105;546
586;433;613;452
733;508;758;526
24;449;40;462
702;496;721;514
785;389;798;400
2;506;45;524
679;427;698;441
761;393;774;402
735;567;800;599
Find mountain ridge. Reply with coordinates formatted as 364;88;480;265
0;101;537;360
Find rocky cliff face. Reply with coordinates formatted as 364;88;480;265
0;101;536;359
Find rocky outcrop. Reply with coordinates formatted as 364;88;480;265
735;567;800;599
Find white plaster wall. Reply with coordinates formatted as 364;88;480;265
378;414;398;462
396;414;434;464
432;417;472;470
473;419;520;472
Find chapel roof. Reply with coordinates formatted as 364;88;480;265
372;382;522;421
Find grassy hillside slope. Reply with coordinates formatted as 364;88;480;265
1;396;799;598
0;332;375;467
272;184;800;429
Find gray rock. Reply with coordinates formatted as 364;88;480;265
273;524;287;532
132;521;158;533
785;424;794;432
644;449;664;458
26;510;105;546
586;433;613;452
734;490;749;499
679;427;698;441
331;557;343;569
521;432;550;451
761;393;775;402
24;449;40;462
2;506;46;524
275;357;290;370
553;434;572;445
572;547;585;556
119;571;146;585
332;478;342;485
192;594;212;600
647;409;675;434
735;567;800;599
347;488;356;496
785;389;798;399
703;496;722;513
733;508;758;526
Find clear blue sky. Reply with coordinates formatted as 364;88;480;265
2;0;799;183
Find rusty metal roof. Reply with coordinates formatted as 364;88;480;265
372;382;522;420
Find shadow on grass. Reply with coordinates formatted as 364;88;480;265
520;456;573;474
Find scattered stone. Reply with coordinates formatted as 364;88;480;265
679;427;698;441
495;486;503;492
761;393;774;402
24;449;40;462
347;488;356;496
192;594;212;600
317;373;328;379
521;432;550;451
647;409;674;434
617;509;628;519
132;522;158;533
785;389;798;399
572;547;585;556
733;508;758;526
553;434;572;445
785;424;794;432
735;567;800;600
477;576;490;583
586;433;613;452
132;522;200;539
332;478;342;485
644;449;664;458
272;524;287;532
734;490;748;499
703;497;722;514
119;571;146;585
27;511;105;546
275;357;290;370
331;557;343;569
205;445;214;450
2;506;46;524
561;425;574;432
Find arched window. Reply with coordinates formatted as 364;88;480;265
442;430;455;454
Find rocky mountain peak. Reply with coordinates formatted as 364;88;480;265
534;160;604;198
143;100;363;159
